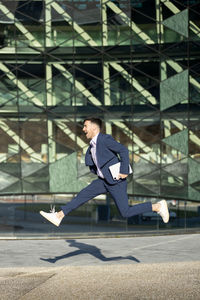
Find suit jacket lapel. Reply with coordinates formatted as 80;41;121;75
96;133;108;168
85;145;94;166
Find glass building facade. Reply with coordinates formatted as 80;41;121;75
0;0;199;237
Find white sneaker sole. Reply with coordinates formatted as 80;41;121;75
159;200;169;223
40;211;61;227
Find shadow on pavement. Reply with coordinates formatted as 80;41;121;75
40;239;140;263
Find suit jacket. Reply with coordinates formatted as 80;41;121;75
85;133;129;184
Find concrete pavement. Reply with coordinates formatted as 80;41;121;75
0;234;200;299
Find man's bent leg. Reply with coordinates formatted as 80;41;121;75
61;178;107;215
107;180;152;218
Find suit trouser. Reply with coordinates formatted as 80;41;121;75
61;178;152;218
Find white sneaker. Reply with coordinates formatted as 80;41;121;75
158;200;169;223
40;207;61;227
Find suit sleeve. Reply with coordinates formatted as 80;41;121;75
104;135;129;174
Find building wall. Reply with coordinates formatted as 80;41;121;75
0;0;199;236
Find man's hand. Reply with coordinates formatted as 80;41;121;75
117;173;128;180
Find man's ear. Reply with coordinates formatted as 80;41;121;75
92;123;98;130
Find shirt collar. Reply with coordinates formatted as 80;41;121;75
90;133;99;146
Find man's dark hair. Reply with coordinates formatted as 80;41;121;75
83;117;102;129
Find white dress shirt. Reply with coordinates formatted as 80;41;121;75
90;133;104;178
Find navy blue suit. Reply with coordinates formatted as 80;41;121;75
61;133;152;217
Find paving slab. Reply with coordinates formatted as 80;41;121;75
0;234;199;268
1;262;200;300
0;234;199;299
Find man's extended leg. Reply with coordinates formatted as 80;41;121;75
40;178;107;226
107;180;169;222
61;178;107;215
107;180;152;218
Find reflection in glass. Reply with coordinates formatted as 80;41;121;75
0;0;199;237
